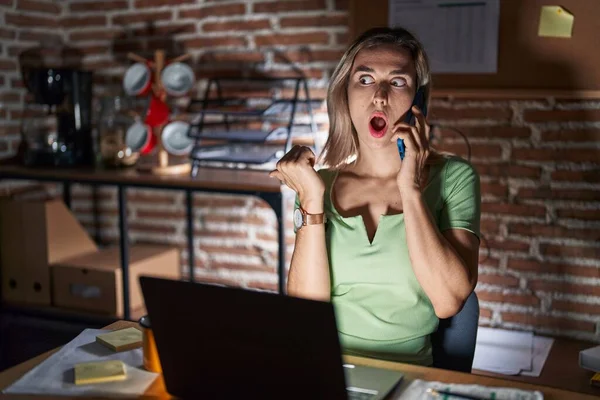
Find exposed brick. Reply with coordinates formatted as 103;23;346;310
194;196;247;208
481;202;546;218
247;280;278;292
203;214;265;226
507;259;600;279
335;32;349;45
430;107;512;121
437;143;502;159
17;0;60;13
509;224;600;241
200;67;324;80
132;23;195;36
473;163;542;179
194;275;241;288
524;109;600;123
112;11;172;25
556;208;600;221
480;182;508;198
255;32;330;46
69;29;123;42
74;44;112;56
540;244;600;260
0;92;20;103
518;188;599;202
479;308;493;319
542;129;600;142
199;52;265;63
182;37;247;49
128;192;177;205
18;31;63;43
179;3;246;19
476;290;540;306
438;126;531;139
0;28;16;39
480;219;501;235
136;209;186;219
501;312;596;332
203;19;271;33
4;13;57;27
486;238;530;252
280;14;347;28
195;229;248;239
478;273;520;287
134;0;195;8
61;15;107;28
129;222;177;234
529;280;600;296
513;148;600;163
70;0;128;12
551;170;600;183
200;245;262;258
552;300;600;315
0;60;17;71
253;0;326;13
0;0;13;6
274;49;344;63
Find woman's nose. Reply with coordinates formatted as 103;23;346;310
373;86;388;107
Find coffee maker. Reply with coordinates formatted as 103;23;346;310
19;44;94;167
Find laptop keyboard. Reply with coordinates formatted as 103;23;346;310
347;389;378;400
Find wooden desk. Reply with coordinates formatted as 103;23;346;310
0;321;597;400
474;338;600;397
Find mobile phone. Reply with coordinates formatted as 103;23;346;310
398;87;428;160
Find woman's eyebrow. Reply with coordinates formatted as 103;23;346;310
352;65;410;76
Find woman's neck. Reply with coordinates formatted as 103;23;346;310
348;143;402;179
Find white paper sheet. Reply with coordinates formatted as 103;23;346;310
398;379;544;400
3;329;158;397
520;336;554;377
472;327;533;375
388;0;500;73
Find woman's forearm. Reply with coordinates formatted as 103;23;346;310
287;225;331;301
402;191;475;318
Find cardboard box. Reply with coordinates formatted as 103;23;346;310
0;198;98;305
52;245;180;317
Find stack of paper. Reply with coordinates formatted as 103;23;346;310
472;327;554;377
400;379;544;400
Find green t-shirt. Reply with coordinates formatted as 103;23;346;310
294;156;481;366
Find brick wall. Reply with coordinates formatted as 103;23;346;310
1;0;599;342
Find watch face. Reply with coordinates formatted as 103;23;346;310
293;208;303;229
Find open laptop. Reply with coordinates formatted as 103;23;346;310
139;276;404;399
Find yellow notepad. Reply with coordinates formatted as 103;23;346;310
96;327;143;352
74;360;127;385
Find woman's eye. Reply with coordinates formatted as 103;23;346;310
391;78;407;87
358;75;374;85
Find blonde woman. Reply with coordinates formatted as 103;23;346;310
269;27;481;366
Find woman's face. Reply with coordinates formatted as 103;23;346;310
346;44;417;150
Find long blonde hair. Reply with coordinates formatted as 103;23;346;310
320;27;435;168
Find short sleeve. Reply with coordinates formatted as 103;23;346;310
438;158;481;240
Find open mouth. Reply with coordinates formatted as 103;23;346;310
368;112;388;138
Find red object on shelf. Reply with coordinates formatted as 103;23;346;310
145;95;169;128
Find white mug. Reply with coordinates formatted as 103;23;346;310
160;62;195;97
161;121;194;156
123;62;152;97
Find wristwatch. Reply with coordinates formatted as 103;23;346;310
293;206;326;231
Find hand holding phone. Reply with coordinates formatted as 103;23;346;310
398;88;427;160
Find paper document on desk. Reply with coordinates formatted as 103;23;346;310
3;329;158;397
399;379;544;399
472;327;533;375
520;336;554;377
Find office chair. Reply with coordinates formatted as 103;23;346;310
431;291;479;373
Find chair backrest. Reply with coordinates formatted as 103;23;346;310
431;291;479;372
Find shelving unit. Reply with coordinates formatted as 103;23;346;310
187;76;322;175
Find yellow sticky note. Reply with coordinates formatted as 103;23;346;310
538;6;574;38
74;360;127;385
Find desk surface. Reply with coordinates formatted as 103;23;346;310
0;321;597;400
0;164;281;193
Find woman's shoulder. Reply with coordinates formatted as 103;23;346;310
441;155;479;181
